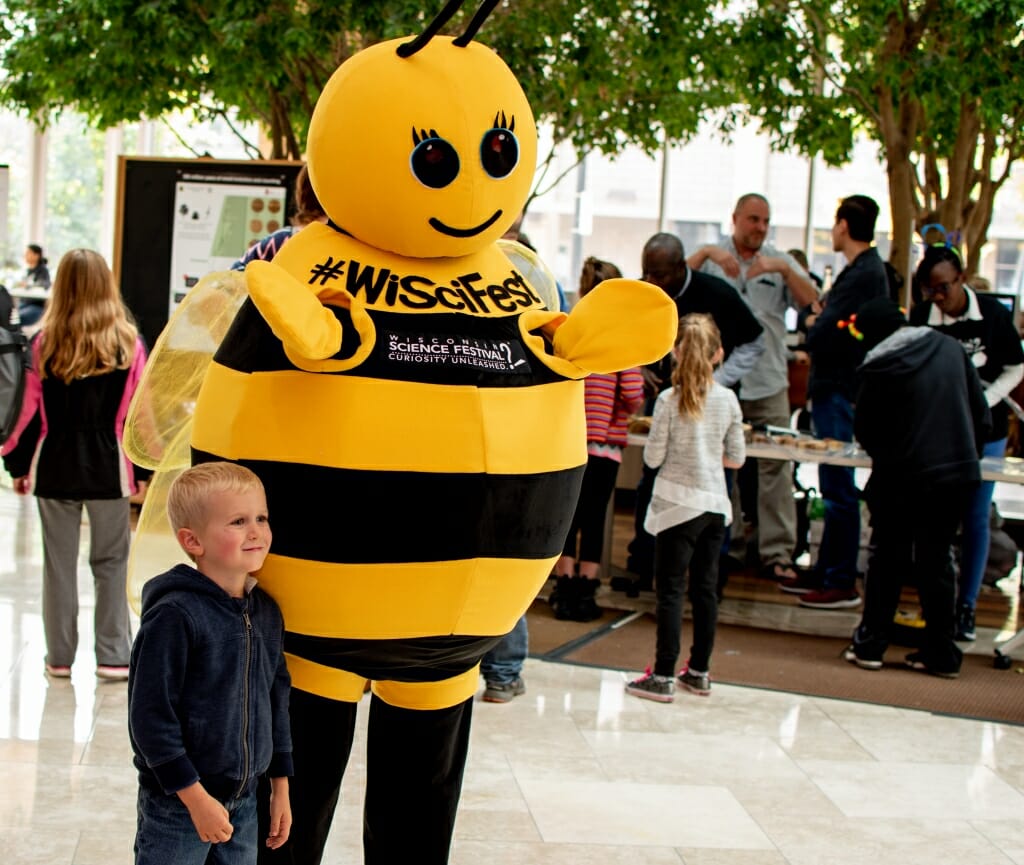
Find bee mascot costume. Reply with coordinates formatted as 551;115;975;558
126;0;676;861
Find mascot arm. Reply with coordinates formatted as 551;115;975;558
246;260;345;360
520;278;677;378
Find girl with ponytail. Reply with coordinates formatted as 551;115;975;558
626;313;746;702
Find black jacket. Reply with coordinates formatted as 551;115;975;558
855;326;990;501
128;564;293;799
0;286;13;330
804;247;888;400
646;269;764;394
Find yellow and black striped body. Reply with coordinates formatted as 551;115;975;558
192;223;588;709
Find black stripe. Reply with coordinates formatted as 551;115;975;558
284;632;504;682
193;450;584;563
213;303;566;388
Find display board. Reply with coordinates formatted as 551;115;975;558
114;157;303;350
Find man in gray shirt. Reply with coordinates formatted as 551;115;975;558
688;193;819;581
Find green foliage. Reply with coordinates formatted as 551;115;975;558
0;0;721;160
710;0;1022;162
0;0;426;157
483;0;730;157
708;0;1024;271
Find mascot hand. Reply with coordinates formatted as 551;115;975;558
521;278;676;377
246;260;345;360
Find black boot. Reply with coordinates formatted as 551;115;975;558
568;579;602;622
551;576;581;620
625;575;653;598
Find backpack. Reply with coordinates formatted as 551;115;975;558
0;287;30;445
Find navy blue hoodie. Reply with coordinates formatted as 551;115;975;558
128;564;293;800
855;326;990;499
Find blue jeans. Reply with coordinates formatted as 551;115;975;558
959;437;1006;608
135;785;257;865
811;390;860;591
480;614;527;684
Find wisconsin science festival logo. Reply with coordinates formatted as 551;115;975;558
385;331;531;373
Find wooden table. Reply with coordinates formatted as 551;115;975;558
604;434;1024;576
626;433;1024;484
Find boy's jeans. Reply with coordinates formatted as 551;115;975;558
135;785;257;865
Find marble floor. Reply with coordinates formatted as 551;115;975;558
2;482;1024;864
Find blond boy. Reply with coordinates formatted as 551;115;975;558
129;462;292;864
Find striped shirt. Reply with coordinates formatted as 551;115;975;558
585;368;645;451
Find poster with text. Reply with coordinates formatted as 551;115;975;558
169;175;288;315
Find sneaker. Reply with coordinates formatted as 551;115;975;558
778;570;820;595
905;651;959;679
482;676;525;703
677;667;711;696
625;669;675;703
955;604;976;642
842;645;882;670
96;665;130;681
44;664;71;678
799;588;861;609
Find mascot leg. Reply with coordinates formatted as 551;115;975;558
258;688;359;865
364;694;474;865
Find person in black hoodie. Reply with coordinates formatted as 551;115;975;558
843;297;990;678
129;462;293;863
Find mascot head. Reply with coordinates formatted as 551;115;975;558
306;0;537;260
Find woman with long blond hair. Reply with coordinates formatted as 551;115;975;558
2;249;147;680
626;313;745;702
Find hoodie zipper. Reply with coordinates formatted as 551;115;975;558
235;603;253;800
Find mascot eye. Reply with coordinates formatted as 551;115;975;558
480;128;519;179
411;136;460;189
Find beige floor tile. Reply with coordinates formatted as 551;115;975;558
676;852;789;865
970;819;1024;864
797;759;1024;819
0;828;81;864
761;814;1017;865
451;839;685;864
518;778;773;848
586;729;805;785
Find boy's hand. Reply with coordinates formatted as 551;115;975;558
266;776;292;849
177;781;233;844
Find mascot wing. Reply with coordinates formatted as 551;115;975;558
123;269;249;612
497;238;561;312
123;269;249;471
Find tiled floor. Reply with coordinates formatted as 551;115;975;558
2;481;1024;864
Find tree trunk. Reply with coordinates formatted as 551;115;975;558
887;155;918;307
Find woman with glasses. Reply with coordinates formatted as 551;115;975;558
909;242;1024;641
